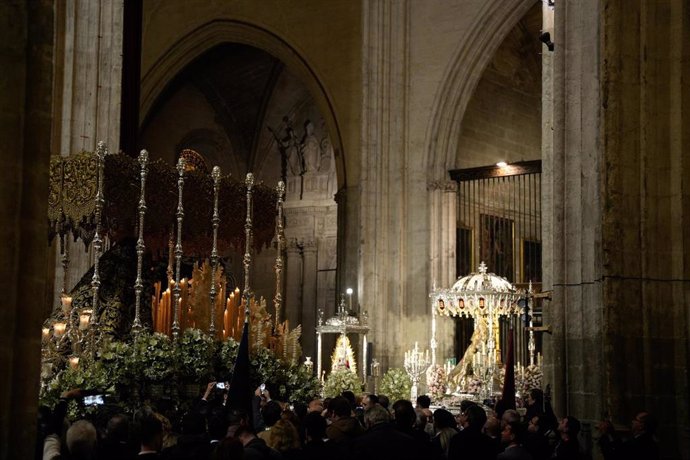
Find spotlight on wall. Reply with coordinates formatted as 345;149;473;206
539;31;555;52
496;161;508;168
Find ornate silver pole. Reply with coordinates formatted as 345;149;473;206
89;141;108;337
172;157;186;339
61;235;70;295
242;173;255;320
527;281;536;366
208;166;222;337
273;181;285;329
132;150;149;334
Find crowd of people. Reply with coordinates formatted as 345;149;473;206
38;384;659;460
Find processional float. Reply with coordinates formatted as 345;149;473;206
429;261;522;399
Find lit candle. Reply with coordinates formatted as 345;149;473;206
53;322;66;338
42;327;50;341
79;309;92;330
68;356;79;369
61;296;73;316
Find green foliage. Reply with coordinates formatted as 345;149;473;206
379;368;412;403
176;328;215;381
131;331;176;382
39;331;322;416
323;368;362;398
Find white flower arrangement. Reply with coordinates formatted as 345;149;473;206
520;364;543;395
323;368;362;398
464;376;483;394
379;368;412;403
425;365;447;402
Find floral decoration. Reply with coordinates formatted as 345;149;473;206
379;368;412;403
323;368;362;398
425;365;448;402
520;364;542;396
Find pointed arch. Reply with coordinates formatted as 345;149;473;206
425;0;538;181
140;19;347;187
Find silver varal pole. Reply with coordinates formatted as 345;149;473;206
242;173;255;321
208;166;221;337
172;157;186;339
273;181;285;329
131;150;149;334
89;141;108;344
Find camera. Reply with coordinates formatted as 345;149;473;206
216;382;226;389
83;395;105;406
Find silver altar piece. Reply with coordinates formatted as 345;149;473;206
172;157;186;339
371;359;381;393
208;166;222;337
429;261;522;395
273;181;285;329
242;173;255;320
132;150;149;334
404;342;431;401
316;295;370;383
87;141;108;354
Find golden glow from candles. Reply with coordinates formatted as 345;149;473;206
42;327;50;341
61;296;73;315
69;356;79;369
79;309;92;330
53;322;66;337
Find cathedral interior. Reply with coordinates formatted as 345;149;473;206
1;0;689;458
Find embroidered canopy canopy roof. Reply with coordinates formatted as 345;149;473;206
430;262;521;318
48;151;277;256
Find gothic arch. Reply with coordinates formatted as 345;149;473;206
425;0;538;180
140;19;347;187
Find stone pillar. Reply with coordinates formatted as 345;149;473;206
50;0;124;308
301;239;318;359
56;0;123;156
428;179;458;361
542;0;604;425
360;0;410;369
0;1;53;457
285;239;303;330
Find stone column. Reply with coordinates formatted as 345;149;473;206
50;0;124;308
360;0;411;369
0;1;53;457
285;239;303;330
301;239;318;359
428;179;458;361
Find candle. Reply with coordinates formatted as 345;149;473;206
69;356;79;369
42;327;50;341
79;310;92;330
61;296;73;316
53;322;66;338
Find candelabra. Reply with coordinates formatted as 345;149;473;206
404;342;431;401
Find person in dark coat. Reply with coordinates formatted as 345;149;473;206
497;419;532;460
301;412;332;460
447;404;495;460
619;411;659;460
351;405;425;460
235;425;281;460
552;416;580;460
